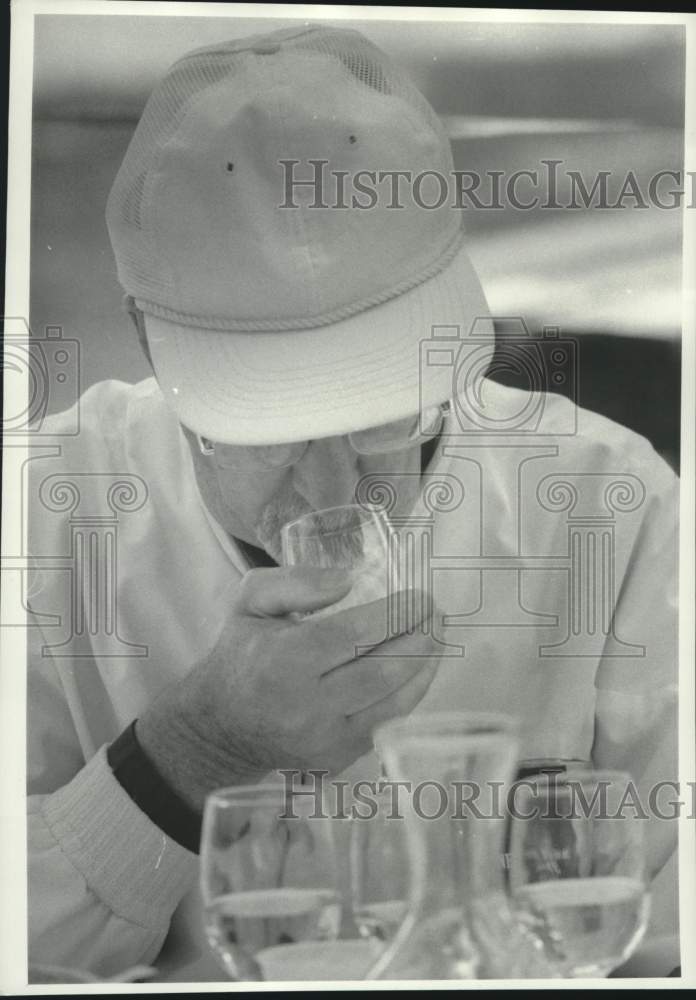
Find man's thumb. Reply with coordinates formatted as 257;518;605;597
237;566;353;617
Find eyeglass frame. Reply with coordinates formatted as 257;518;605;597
195;400;452;469
124;297;451;471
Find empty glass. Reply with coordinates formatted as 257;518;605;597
281;503;399;619
349;790;410;949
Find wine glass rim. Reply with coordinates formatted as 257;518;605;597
515;768;634;789
204;780;292;808
281;503;385;536
374;710;518;748
511;768;643;820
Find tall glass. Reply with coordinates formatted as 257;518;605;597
200;783;343;981
367;711;544;980
508;771;650;977
281;503;399;618
349;789;410;948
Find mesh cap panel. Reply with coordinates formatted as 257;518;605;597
292;28;444;135
107;51;244;300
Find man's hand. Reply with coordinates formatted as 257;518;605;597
136;566;440;811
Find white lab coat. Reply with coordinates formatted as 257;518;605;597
26;378;679;978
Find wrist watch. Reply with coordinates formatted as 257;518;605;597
107;719;203;854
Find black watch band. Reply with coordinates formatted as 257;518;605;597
107;720;202;854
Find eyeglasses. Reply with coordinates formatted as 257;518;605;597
196;401;450;471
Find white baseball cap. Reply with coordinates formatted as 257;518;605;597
107;24;493;445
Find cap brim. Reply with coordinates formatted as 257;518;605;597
144;243;493;445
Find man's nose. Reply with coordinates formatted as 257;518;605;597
291;436;359;510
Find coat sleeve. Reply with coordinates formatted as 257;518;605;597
26;386;198;978
27;632;199;979
591;440;680;938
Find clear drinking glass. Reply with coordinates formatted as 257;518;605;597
508;770;650;977
281;504;399;618
200;783;343;982
349;790;410;949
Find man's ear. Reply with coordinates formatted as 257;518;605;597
124;295;154;370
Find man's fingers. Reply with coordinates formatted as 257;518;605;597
345;653;440;736
236;566;353;617
321;654;422;715
321;631;442;713
293;588;435;668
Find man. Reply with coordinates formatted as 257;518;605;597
27;25;678;979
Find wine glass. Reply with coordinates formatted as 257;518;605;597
281;503;399;619
349;790;410;950
200;783;343;982
508;770;650;978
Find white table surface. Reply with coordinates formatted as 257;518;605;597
154;933;681;984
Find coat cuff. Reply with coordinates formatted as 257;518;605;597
41;745;198;929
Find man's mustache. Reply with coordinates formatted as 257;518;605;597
254;482;315;563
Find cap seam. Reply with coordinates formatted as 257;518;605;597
274;58;321;316
166;24;324;73
135;225;464;331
